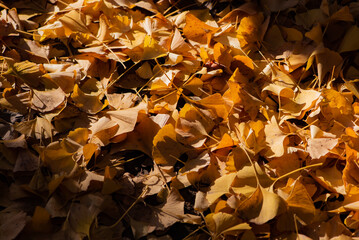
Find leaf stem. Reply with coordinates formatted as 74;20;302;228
109;186;149;229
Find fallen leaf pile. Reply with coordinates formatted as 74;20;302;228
1;0;359;239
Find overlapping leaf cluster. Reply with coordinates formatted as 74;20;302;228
1;0;359;239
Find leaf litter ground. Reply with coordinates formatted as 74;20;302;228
1;0;359;239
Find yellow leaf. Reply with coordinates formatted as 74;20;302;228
313;165;345;194
286;180;317;224
83;143;99;164
89;117;119;146
0;89;31;114
176;103;215;147
307;137;338;159
71;78;106;114
280;26;303;42
136;61;153;79
237;13;264;50
183;13;217;45
58;10;89;36
142;35;167;60
183;77;203;96
305;23;322;44
206;172;237;204
205;212;251;238
106;101;147;137
264;116;288;158
213;133;235;150
38;141;76;174
322;89;352;118
267;153;301;177
307;47;342;85
251;186;285;225
5;60;44;88
264;25;285;50
339;25;359;53
32;87;66;113
196;93;230;121
280;88;321;118
14;116;56;139
170;28;195;57
153;123;188;166
213;42;232;68
231;55;255;81
29;206;52;233
329;6;354;22
232;162;273;195
236;186;285;225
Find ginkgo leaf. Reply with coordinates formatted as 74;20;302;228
213;133;235;151
234;121;266;154
338;25;359;53
206;212;250;238
14;116;56;139
231;55;255;80
180;151;210;173
267;153;301;177
129;189;193;239
37;141;75;174
0;89;31;114
263;83;294;99
264;25;286;51
170;28;195;57
329;6;354;22
153;123;188;166
0;209;28;240
176;103;215;147
58;10;92;45
251;186;285;225
280;26;303;42
136;61;153;79
183;77;203;96
307;46;343;85
264;116;289;158
5;60;45;88
67;194;104;238
196;93;230;121
343;145;359;193
232;161;273;196
213;42;232;69
106;101;147;137
235;185;285;225
280;88;321;118
32;88;66;113
305;23;323;44
183;13;218;45
42;69;79;94
286;180;317;224
29;206;52;233
89;117;119;146
312;165;345;194
321;89;353;118
307;137;338;159
237;13;264;50
194;191;210;211
218;3;256;23
71;78;107;114
142;35;167;60
206;172;237;204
